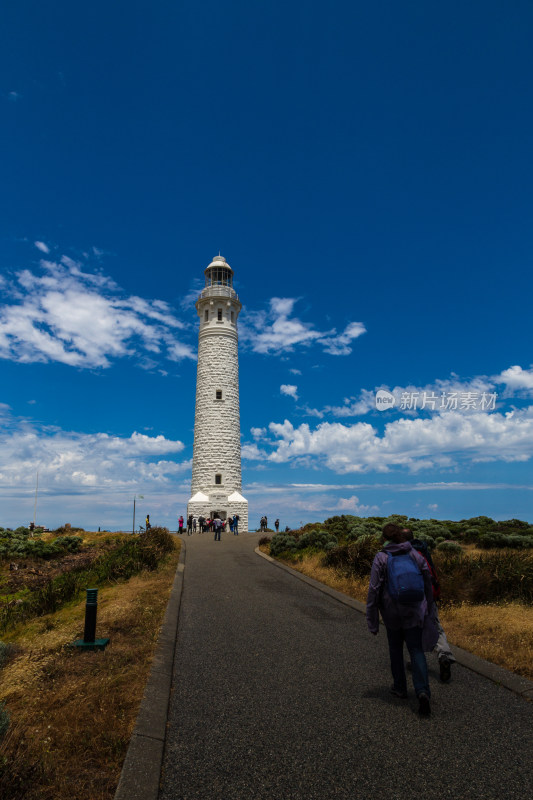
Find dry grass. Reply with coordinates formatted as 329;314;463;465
268;549;533;681
0;539;180;800
439;601;533;679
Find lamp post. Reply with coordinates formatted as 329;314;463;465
132;494;144;534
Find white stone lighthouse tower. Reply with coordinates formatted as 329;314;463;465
187;255;248;530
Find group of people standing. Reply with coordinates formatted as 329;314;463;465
177;514;240;536
366;522;455;717
259;516;280;532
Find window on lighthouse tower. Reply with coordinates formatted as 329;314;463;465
215;474;222;485
217;308;222;321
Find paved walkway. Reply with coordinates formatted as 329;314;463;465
159;533;533;800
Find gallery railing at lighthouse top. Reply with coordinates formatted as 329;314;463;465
199;285;239;300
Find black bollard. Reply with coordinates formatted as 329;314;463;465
83;588;98;643
73;587;109;651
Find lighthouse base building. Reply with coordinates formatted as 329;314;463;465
187;490;249;531
187;255;248;531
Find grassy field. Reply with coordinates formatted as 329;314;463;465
262;548;533;681
0;530;180;800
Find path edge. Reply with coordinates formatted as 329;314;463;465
114;538;186;800
255;546;533;701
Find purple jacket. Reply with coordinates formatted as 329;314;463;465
366;542;436;642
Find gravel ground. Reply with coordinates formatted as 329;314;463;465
159;533;533;800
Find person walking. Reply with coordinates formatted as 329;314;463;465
178;515;184;534
403;528;456;682
187;514;193;535
366;522;437;716
233;514;239;535
192;516;197;533
229;516;234;534
213;517;223;541
275;519;280;532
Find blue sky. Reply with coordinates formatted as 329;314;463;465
1;0;532;530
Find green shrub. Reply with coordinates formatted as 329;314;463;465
270;534;298;557
295;529;337;551
258;536;271;547
436;541;463;554
323;535;381;577
465;516;496;527
478;533;533;549
53;535;83;553
435;550;533;604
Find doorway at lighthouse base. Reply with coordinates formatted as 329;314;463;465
187;490;248;532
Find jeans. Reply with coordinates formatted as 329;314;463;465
214;529;221;540
386;626;430;697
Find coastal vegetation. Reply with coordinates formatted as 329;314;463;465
0;527;179;800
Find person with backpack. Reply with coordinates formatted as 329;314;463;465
213;517;223;541
402;528;455;682
366;522;437;716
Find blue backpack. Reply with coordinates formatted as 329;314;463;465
386;552;425;604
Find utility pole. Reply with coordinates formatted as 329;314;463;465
32;470;39;537
132;494;144;534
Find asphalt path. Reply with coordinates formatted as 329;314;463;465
159;532;533;800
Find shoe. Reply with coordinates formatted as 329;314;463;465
390;686;408;699
439;657;452;682
418;692;431;716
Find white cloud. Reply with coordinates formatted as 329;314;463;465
0;254;196;368
497;365;533;394
289;368;302;375
265;405;533;474
280;384;298;400
250;427;267;439
320;321;367;356
0;407;188;500
240;297;365;357
241;443;268;460
34;241;50;254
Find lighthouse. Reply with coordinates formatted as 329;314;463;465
187;256;248;530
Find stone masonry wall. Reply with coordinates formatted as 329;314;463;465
191;328;242;492
187;290;248;530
